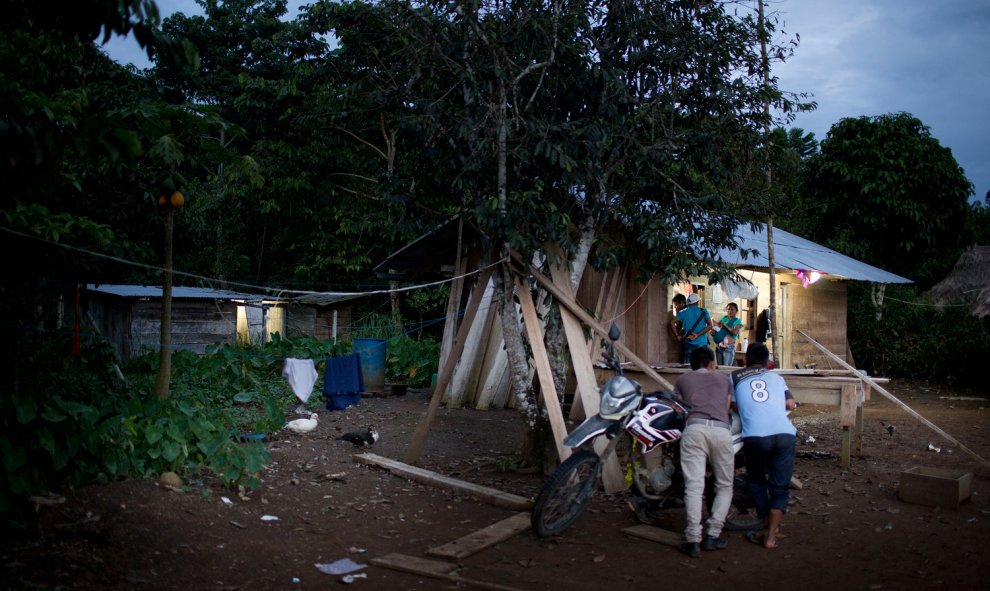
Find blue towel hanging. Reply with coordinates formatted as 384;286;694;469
323;353;363;411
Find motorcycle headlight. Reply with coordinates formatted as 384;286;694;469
599;376;641;419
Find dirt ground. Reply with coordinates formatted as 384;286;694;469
4;378;990;591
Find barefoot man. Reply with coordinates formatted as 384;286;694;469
730;342;796;549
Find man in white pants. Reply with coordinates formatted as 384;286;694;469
674;346;735;557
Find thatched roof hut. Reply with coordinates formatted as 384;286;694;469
925;245;990;317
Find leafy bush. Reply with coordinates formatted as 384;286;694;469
386;336;440;386
1;332;355;527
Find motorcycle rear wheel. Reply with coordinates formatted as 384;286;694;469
531;450;602;537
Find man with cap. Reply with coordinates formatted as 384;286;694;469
675;293;713;364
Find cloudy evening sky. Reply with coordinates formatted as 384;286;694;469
102;0;989;204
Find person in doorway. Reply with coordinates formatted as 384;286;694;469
675;293;712;364
730;342;796;550
712;302;743;366
674;347;734;558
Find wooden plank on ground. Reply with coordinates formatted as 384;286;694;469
371;554;525;591
355;453;532;511
516;276;571;462
371;553;457;576
621;524;682;547
426;513;531;559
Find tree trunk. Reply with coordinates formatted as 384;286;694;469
495;263;545;467
153;207;174;400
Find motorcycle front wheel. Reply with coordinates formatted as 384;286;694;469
531;449;602;537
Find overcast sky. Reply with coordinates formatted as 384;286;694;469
102;0;989;204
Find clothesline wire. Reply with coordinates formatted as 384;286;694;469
0;225;503;299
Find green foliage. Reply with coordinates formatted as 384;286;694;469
386;336;440;386
351;311;400;340
804;113;974;287
1;331;369;527
847;284;990;386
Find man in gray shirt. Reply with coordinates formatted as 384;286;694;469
674;346;734;557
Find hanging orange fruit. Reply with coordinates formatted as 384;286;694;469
170;191;185;208
157;194;167;206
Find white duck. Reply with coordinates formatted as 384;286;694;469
284;412;319;434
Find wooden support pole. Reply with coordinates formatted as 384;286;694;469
797;329;990;471
841;427;851;469
516;276;571;463
524;261;674;391
855;382;865;457
404;266;494;465
547;258;624;493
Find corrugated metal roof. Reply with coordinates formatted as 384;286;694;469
86;284;263;301
714;225;912;284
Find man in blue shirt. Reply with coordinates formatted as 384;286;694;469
675;293;712;364
730;342;796;550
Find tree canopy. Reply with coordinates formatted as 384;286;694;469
803;112;973;286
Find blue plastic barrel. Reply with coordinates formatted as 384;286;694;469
353;338;386;393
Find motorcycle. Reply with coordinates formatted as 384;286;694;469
530;322;759;537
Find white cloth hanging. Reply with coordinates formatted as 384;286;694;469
282;358;318;403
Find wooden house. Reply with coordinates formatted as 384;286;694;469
377;219;911;409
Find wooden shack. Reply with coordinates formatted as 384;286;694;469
84;284;262;360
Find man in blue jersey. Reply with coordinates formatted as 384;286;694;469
674;293;712;364
730;342;796;550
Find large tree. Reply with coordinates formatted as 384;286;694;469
320;0;801;465
804;113;973;286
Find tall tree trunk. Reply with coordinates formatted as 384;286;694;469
153;207;174;400
494;263;543;466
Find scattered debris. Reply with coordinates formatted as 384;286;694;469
229;521;247;529
804;435;816;445
261;515;280;521
927;443;942;453
315;558;367;575
341;573;368;584
220;496;234;506
796;451;836;460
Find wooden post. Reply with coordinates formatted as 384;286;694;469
404;266;494;465
515;276;571;462
797;329;990;471
855;382;865;457
839;384;856;468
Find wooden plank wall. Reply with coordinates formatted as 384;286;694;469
131;300;237;355
576;267;673;366
783;279;847;369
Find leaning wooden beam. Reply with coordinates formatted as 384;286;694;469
524;260;675;391
405;265;495;465
371;553;526;591
516;276;571;462
427;513;531;559
547;258;625;493
354;453;532;511
797;329;990;471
